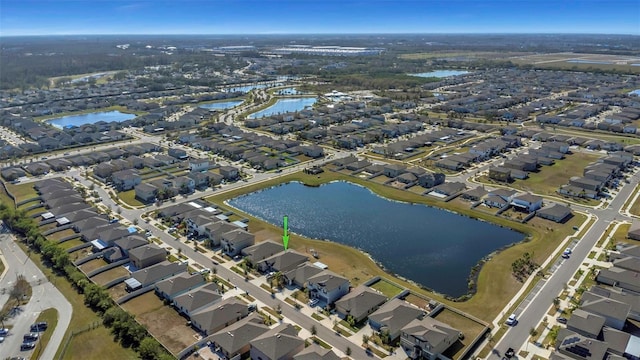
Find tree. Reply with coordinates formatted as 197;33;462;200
138;337;162;360
363;334;370;347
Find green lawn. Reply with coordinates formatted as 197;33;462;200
61;325;138;360
5;182;39;203
31;308;59;360
369;279;404;298
118;190;145;207
509;152;602;196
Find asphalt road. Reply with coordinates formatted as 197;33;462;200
0;233;72;360
487;166;638;359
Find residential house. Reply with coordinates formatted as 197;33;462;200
431;182;466;197
511;193;544;212
569;177;603;192
589;285;640;321
383;164;407;178
335;286;388;323
0;167;26;181
129;244;167;269
580;293;630;330
400;317;462;360
155;273;206;301
111;169;141;191
219;166;239;180
113;235;148;257
461;186;488;202
173;282;222;317
536;204;573;223
221;229;255;257
293;344;340;360
554;330;608;360
134;183;158;203
369;298;425;341
484;189;517;208
306;270;350;305
168;148;188;160
488;167;511;182
242;240;287;265
566;309;605;338
418;172;445;189
249;323;305;360
302;145;324;158
256;250;308;274
283;263;325;288
597;267;640;293
190;297;249;335
125;261;187;290
204;221;239;247
207;313;270;360
189;159;210;172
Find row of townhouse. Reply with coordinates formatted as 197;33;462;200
333;156;446;189
558;153;633;200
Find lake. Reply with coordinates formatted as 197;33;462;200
228;181;525;297
247;98;317;119
409;70;470;78
199;100;244;110
47;110;136;129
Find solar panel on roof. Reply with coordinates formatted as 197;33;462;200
562;336;581;346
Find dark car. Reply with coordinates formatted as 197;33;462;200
23;333;39;341
557;317;568;324
30;321;48;332
20;342;36;351
505;347;515;358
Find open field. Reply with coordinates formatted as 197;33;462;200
122;292;197;355
510;52;640;74
508;152;602;196
61;325;137;360
206;169;586;321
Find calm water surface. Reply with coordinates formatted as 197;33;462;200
410;70;470;78
228;181;524;297
47;110;135;129
199;100;244;110
248;98;317;119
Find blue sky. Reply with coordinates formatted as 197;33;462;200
1;0;638;36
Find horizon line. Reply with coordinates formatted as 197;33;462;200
1;31;639;38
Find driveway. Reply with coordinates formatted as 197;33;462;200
0;233;72;360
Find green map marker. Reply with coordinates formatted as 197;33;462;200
282;215;289;251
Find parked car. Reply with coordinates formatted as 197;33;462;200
505;314;518;326
20;342;36;351
30;322;48;332
562;253;570;259
308;299;319;307
557;317;568;324
563;248;572;255
23;333;39;341
0;328;9;336
505;347;515;358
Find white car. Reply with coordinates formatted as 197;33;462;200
505;314;518;326
308;299;319;307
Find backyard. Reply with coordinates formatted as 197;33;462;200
122;292;198;355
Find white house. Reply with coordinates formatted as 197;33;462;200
307;270;350;305
511;193;544;212
189;159;210;172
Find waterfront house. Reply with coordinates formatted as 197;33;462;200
511;193;543;212
242;240;288;265
400;317;462;360
219;165;239;180
221;229;255;257
283;263;325;288
335;286;388;323
306;270;350;305
536;204;572;223
368;298;425;341
256;249;308;274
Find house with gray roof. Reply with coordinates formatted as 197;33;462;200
111;169;141;191
537;204;573;223
335;285;388;323
207;313;269;360
249;323;304;360
400;317;461;360
567;308;606;338
554;329;608;360
134;183;158;203
257;250;308;274
307;271;350;305
293;343;340;360
580;293;630;330
154;272;206;301
126;261;187;290
221;229;255;257
242;240;285;265
190;297;249;335
431;182;466;197
511;193;544;212
284;263;325;288
113;235;148;256
129;244;167;269
589;286;640;321
173;282;222;317
204;221;239;247
597;267;640;294
368;298;425;341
